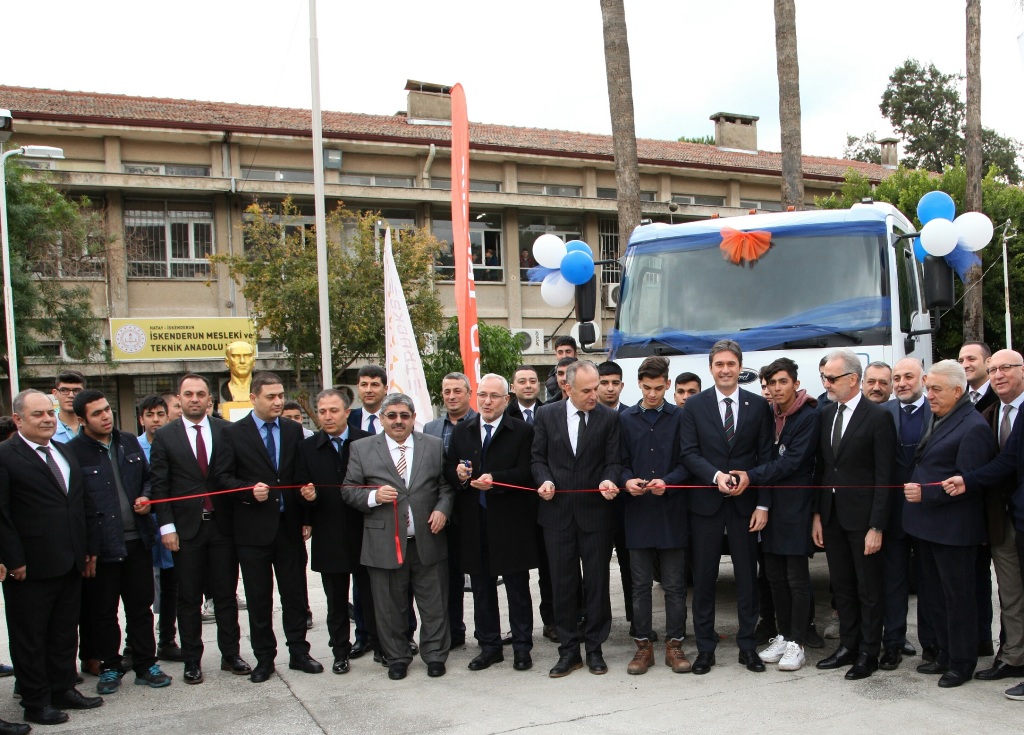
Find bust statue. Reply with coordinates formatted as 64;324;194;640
222;340;255;402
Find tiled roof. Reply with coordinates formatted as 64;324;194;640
0;85;892;182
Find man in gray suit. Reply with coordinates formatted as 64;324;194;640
343;394;455;680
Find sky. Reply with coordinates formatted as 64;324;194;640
5;0;1024;160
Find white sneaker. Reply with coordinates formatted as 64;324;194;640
778;641;805;671
759;635;788;663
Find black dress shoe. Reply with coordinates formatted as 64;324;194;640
917;660;948;675
23;705;68;725
306;613;314;630
738;649;765;673
845;652;878;680
221;655;252;675
157;642;185;662
513;654;533;671
373;651;390;667
501;633;513;646
289;654;324;674
817;645;857;670
975;660;1024;680
449;636;465;650
939;670;968;688
548;653;583;678
804;624;825;650
922;645;940;663
542;624;558;642
349;640;369;659
468;650;505;671
691;651;716;675
408;640;420;655
0;718;31;735
388;663;408;680
332;657;350;674
879;647;903;670
52;688;103;709
979;640;995;657
184;660;204;684
901;641;918;657
250;661;275;683
427;662;446;677
586;651;608;675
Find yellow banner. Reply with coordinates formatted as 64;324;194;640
110;318;258;361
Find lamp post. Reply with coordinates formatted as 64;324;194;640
1;144;65;405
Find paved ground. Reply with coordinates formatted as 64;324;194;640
1;553;1020;734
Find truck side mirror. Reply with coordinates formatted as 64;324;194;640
922;256;954;310
574;275;597;323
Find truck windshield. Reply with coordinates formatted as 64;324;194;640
613;232;890;357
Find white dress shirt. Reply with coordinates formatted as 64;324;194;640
160;415;213;536
566;398;588;454
715;386;740;427
832;390;862;443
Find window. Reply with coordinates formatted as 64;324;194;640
338;173;414;188
673;194;726;206
429;178;502;192
740;199;783;212
125;200;214;278
518;213;582;284
519;183;582;197
432;211;503;282
599;218;621;284
242;167;314;183
123;163;211;177
596;187;617;200
31;195;106;279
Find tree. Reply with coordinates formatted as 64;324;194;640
963;0;984;342
678;134;715;145
1;160;106;404
210;198;443;389
844;133;882;164
600;0;641;253
774;0;804;209
422;318;522;404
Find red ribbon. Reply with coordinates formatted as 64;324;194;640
491;481;937;493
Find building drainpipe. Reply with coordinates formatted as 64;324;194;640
422;143;436;187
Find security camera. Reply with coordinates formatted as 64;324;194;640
0;110;12;144
668;202;679;213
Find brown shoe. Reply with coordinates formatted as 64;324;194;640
627;639;655;675
665;638;692;673
80;659;101;677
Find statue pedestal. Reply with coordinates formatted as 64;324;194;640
221;401;254;422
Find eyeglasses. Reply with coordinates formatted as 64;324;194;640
986;363;1024;375
56;387;84;395
476;393;506;402
382;412;413;421
820;372;854;384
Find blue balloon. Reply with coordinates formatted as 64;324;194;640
564;239;594;258
917;190;956;225
913;237;927;263
560;250;595;286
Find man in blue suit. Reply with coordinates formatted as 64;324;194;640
904;360;996;688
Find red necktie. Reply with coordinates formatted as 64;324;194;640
192;424;213;512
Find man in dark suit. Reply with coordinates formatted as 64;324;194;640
296;388;373;674
878;357;930;670
679;339;773;675
342;393;455;680
0;389;102;727
150;374;250;685
214;371;323;683
532;360;622;678
446;374;538;672
903;359;996;687
813;349;897;680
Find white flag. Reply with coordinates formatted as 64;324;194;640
383;228;433;431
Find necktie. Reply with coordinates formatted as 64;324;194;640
366;414;377;434
332;437;344;454
38;445;68;494
523;408;533;425
576;410;588;454
263;422;278;471
832;404;846;454
971;390;980;404
479;424;493;508
1000;404;1014;449
396;444;407;482
192;424;213;512
723;397;735;445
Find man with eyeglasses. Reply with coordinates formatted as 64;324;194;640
445;374;538;672
813;349;896;681
343;394;455;680
52;371;86;445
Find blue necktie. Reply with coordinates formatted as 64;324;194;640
479;424;493;508
523;408;533;425
366;414;377;434
263;422;282;512
332;437;343;454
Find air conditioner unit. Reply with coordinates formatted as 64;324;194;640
511;328;545;355
603;282;619;309
571;321;602;349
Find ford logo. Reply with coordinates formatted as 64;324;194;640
738;368;759;384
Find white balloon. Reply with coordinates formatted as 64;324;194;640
954;211;994;252
920;219;958;257
532;234;567;269
540;272;575;307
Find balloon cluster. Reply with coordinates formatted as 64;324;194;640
529;234;595;307
914;191;993;279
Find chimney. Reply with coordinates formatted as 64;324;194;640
878;137;899;169
709;112;759;152
405;79;452;124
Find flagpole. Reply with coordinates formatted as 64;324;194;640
309;0;333;389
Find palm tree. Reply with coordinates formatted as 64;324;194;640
963;0;983;342
774;0;804;210
600;0;640;253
